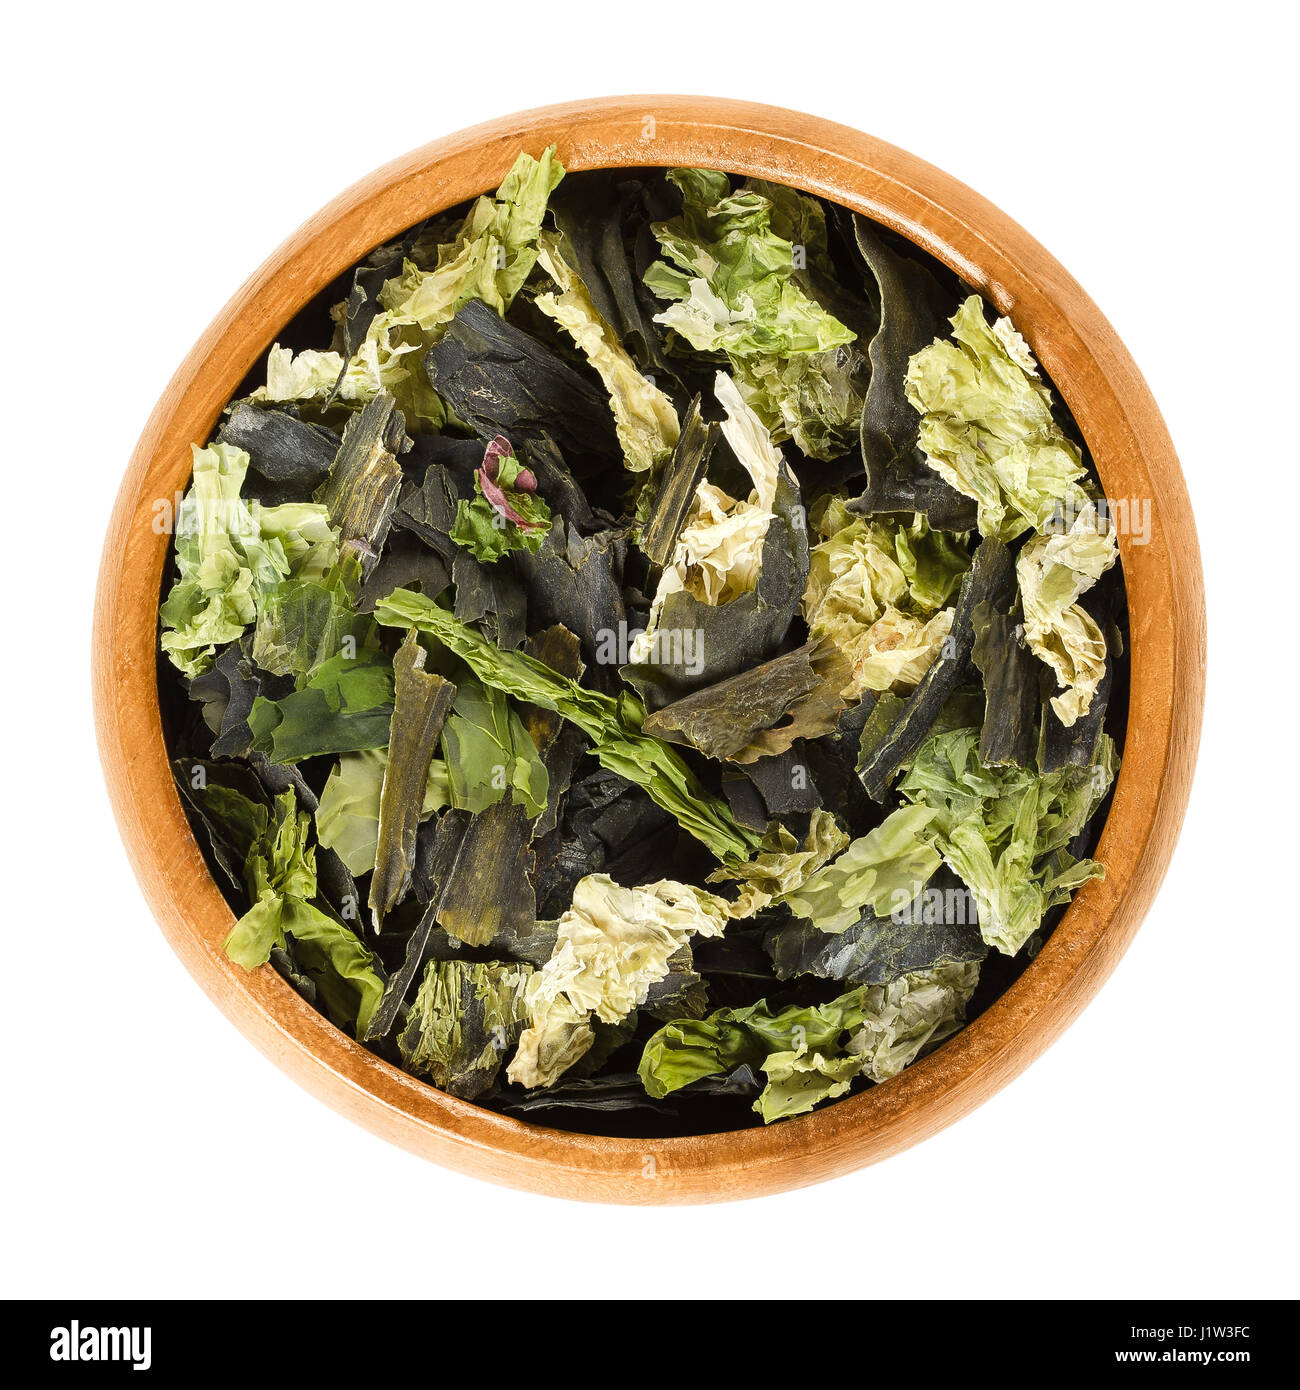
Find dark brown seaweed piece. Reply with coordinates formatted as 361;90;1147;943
339;232;417;361
639;397;717;569
621;465;810;711
857;537;1015;799
517;625;588;838
391;464;468;562
400;431;485;486
500;1073;670;1117
764;867;986;985
356;530;450;614
643;946;709;1022
219;402;339;494
721;774;769;831
531;767;680;919
846;217;977;530
364;811;469;1042
643;639;850;763
316;390;407;576
1038;637;1113;774
1038;574;1122;774
516;625;584;747
551;172;669;376
854;691;906;771
972;599;1039;768
451;550;526;651
369;631;457;930
435;800;537;948
521;436;600;534
801;698;880;837
738;747;823;817
424;299;619;464
187;637;289;760
408;919;559;971
171;756;269;896
513;520;627;681
693;932;778;981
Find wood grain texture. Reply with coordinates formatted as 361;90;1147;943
92;96;1206;1204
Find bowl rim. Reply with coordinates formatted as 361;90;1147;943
93;95;1205;1204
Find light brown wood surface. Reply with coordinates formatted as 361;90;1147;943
92;96;1206;1204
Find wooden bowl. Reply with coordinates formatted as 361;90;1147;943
93;96;1205;1203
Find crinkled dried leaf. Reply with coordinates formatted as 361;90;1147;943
643;638;850;764
638;962;978;1121
708;808;850;918
251;557;374;686
905;296;1094;542
803;498;969;699
898;725;1116;954
508;874;730;1087
1016;503;1118;726
781;804;942;934
159;442;337;677
644;170;861;459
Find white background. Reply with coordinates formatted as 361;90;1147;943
5;1;1294;1300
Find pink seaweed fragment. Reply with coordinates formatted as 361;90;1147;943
477;434;542;528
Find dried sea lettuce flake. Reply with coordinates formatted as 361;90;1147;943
638;962;978;1121
398;959;533;1100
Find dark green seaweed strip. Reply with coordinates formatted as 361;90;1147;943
316;390;407;576
733;747;823;818
857;537;1015;799
551;172;668;375
848;217;976;530
639;396;717;570
972;599;1038;768
1038;575;1122;774
513;521;627;680
356;531;449;614
1038;640;1113;774
340;231;418;361
363;810;470;1042
369;631;456;930
519;625;587;839
435;799;537;948
451;550;527;652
